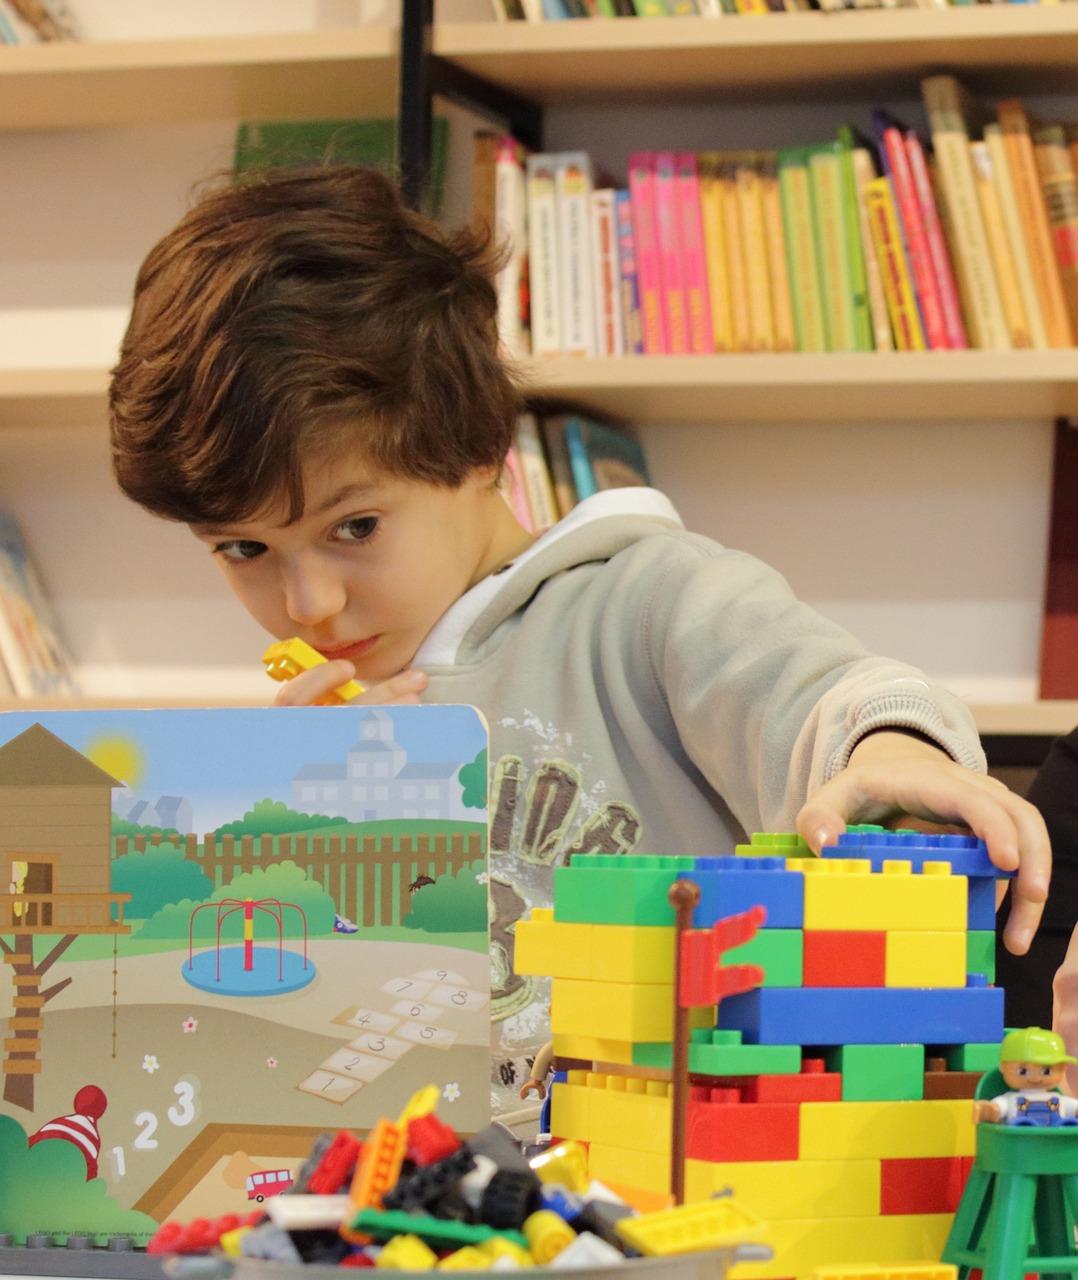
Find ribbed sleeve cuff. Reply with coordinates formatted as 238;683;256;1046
825;688;986;781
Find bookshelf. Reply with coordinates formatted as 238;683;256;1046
0;13;1069;732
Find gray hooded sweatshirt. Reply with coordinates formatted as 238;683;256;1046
413;487;986;1116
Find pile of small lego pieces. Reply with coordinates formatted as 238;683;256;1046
146;1085;757;1270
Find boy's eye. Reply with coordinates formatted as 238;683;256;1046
334;516;379;543
213;539;266;563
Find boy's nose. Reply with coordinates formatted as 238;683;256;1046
282;561;347;627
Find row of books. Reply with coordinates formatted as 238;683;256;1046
499;412;652;533
477;77;1078;357
0;0;76;43
0;513;78;698
497;0;1073;13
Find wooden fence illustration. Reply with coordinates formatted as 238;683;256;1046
112;831;484;928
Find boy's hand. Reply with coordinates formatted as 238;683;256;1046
1054;923;1078;1097
271;659;428;707
796;730;1051;957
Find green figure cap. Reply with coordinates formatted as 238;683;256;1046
1000;1026;1078;1066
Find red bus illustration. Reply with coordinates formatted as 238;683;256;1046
245;1168;294;1201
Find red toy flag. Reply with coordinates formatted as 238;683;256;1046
678;905;766;1007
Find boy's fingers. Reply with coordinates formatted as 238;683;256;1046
272;660;356;706
352;669;428;706
795;787;848;854
997;791;1051;956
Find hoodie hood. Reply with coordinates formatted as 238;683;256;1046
413;487;683;667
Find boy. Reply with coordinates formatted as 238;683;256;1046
109;165;1050;1117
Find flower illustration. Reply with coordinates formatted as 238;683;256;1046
442;1082;461;1103
142;1054;160;1074
182;1017;198;1034
475;872;490;885
266;1057;279;1069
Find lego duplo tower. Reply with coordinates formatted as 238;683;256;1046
515;829;1008;1280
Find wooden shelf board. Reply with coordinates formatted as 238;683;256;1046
5;352;1078;427
437;9;1078;105
0;28;398;130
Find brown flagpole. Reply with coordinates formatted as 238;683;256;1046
668;879;701;1206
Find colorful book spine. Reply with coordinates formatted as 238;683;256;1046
615;190;644;355
969;141;1032;348
852;147;895;351
494;135;531;358
525;154;562;356
718;153;752;352
653;151;689;354
698;153;734;352
515;413;560;532
877;116;949;349
920;76;1011;350
759;151;796;353
674;152;714;355
997;99;1074;347
864;177;926;352
501;443;536;532
808;142;855;351
554;152;596;357
837;125;874;352
777;147;827;353
735;152;775;351
628;152;667;354
985;123;1049;349
904;130;969;350
1033;124;1078;341
590;189;624;357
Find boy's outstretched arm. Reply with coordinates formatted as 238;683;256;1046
796;728;1051;957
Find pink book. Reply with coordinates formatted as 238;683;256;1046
674;152;714;355
905;130;969;350
501;443;535;533
628;152;668;355
652;151;688;354
879;121;949;350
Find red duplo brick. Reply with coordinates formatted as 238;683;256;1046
686;1100;799;1162
880;1155;974;1214
742;1071;842;1103
803;930;886;986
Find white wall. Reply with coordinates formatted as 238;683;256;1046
0;9;1061;701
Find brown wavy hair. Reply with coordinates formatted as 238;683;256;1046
110;165;522;525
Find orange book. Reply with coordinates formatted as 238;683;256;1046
864;177;926;352
969;141;1031;348
759;151;797;353
735;152;775;351
997;99;1074;347
1033;124;1078;340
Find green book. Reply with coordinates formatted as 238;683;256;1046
233;116;450;220
837;124;875;352
806;140;855;352
777;147;828;353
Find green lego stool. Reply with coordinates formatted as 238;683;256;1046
942;1068;1078;1280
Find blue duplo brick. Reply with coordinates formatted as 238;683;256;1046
822;830;1011;880
679;858;804;929
967;877;997;930
717;985;1004;1046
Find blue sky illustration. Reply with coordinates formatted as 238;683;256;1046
0;705;487;833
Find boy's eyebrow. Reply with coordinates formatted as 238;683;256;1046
192;483;378;537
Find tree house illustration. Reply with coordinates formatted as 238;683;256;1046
0;724;131;1111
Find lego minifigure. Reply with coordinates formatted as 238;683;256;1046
973;1026;1078;1127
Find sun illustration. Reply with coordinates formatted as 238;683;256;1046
84;734;146;788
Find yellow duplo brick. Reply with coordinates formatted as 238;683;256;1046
799;1099;975;1160
646;1078;670;1097
590;1080;671;1153
921;861;952;876
516;914;674;983
685;1158;881;1219
552;1033;634;1064
550;1076;593;1142
885;931;967;988
589;1142;671;1195
515;913;590;980
552;977;672;1042
788;858;872;874
375;1233;437;1270
811;1266;957;1279
732;1214;953;1280
435;1246;492;1270
477;1237;534;1268
881;860;914;875
803;870;967;932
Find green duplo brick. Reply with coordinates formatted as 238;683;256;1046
947;1042;1001;1072
828;1043;925;1101
724;929;803;987
735;832;810;857
552;856;694;925
967;930;996;983
633;1031;802;1076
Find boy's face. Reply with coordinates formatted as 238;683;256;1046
191;450;527;683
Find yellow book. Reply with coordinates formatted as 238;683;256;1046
698;153;734;353
864;177;926;352
759;151;796;353
969;141;1032;348
984;123;1049;349
716;152;752;352
852;147;894;351
735;151;775;351
921;75;1011;350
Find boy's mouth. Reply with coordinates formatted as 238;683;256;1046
316;636;381;663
